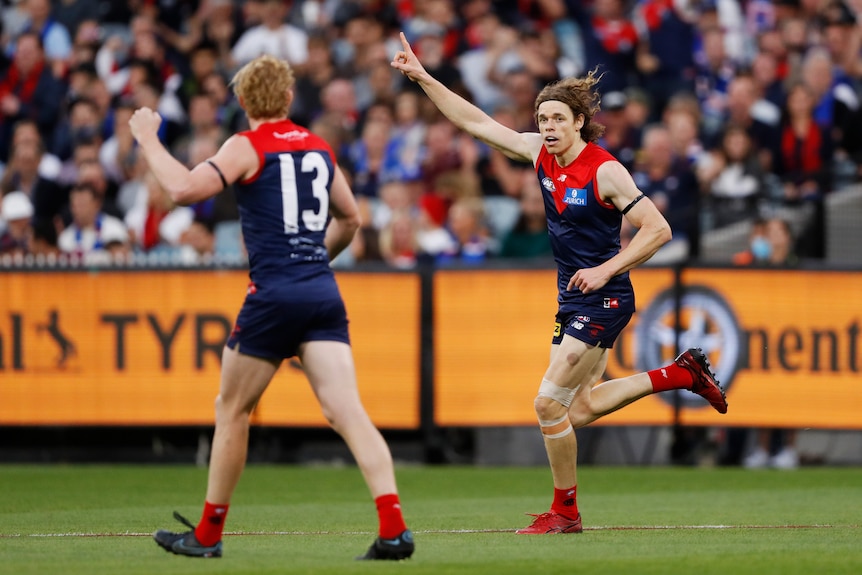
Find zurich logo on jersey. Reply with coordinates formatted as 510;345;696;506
541;177;556;191
563;187;587;206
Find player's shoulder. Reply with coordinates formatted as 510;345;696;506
584;142;619;164
241;120;334;158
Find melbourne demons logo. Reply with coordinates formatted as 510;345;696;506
273;130;309;141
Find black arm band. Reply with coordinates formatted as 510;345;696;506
621;193;645;215
206;159;228;189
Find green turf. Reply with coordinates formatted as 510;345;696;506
0;465;860;574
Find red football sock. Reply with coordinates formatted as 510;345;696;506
375;493;408;539
648;362;694;393
194;501;229;547
551;485;578;519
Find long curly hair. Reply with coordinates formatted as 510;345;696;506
534;68;606;143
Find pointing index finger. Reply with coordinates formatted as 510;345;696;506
399;31;413;55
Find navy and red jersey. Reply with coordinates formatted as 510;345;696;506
234;119;338;297
535;142;635;314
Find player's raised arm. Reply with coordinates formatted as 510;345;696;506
391;31;541;163
129;107;258;206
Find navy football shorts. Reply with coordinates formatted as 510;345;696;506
227;294;350;360
552;305;633;349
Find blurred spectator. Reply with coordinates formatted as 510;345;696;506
371;180;418;232
318;77;359;138
53;2;102;46
291;32;337;127
479;105;525;197
623;86;651;139
693;24;737;140
733;216;798;267
99;96;136;184
57;181;129;256
744;429;800;470
774;80;833;259
0;138;65;242
436;195;490;265
0;189;34;255
664;94;706;169
378;209;420;269
13;0;72;73
750;49;785;112
201;70;246;133
456;11;521;113
421;118;480;191
76;158;121;219
379;90;424;184
230;0;308;68
176;42;220;109
500;169;552;259
774;81;832;204
698;124;768;230
696;0;748;65
177;217;217;263
8;118;62;182
347;118;391;199
399;21;466;101
51;96;103;161
0;32;65;162
171;91;229;163
799;42;862;180
720;72;781;172
731;217;769;266
632;124;699;258
486;23;559;91
598;90;639;170
569;0;639;94
634;0;698;120
124;171;193;253
500;67;541;133
335;12;393;110
57;135;101;187
738;216;799;470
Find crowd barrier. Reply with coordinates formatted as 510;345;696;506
1;265;860;430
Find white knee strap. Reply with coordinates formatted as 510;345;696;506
538;378;577;408
538;413;573;439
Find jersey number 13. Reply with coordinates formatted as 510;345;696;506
280;151;329;234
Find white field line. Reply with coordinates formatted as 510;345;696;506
0;524;855;538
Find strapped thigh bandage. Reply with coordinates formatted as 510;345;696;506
538;414;573;439
538;378;578;408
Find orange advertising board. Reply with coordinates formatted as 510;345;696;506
0;270;420;428
434;268;862;429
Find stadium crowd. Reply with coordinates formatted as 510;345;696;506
0;0;860;268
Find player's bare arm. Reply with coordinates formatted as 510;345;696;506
129;107;258;206
390;31;542;163
324;164;361;260
567;161;672;294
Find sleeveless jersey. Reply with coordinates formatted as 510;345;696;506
535;142;635;312
235;119;338;297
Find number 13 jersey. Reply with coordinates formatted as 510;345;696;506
235;119;338;296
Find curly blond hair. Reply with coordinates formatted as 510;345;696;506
231;55;295;121
534;68;606;143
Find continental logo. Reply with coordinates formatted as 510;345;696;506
603;284;862;410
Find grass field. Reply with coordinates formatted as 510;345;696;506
0;464;860;575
